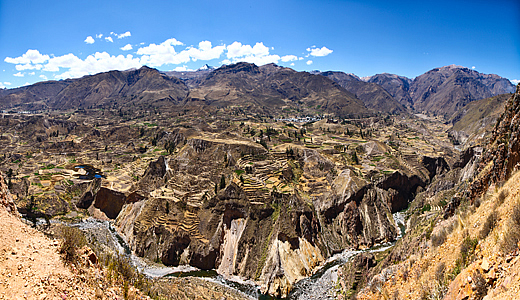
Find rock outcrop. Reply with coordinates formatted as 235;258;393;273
471;84;520;197
410;65;515;118
0;172;17;215
337;253;377;299
113;138;414;298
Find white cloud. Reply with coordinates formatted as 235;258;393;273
84;36;95;44
115;31;131;39
306;46;333;57
4;38;312;83
121;44;133;51
226;42;269;58
5;49;49;65
137;38;183;55
0;83;4;89
29;72;35;76
512;79;520;85
15;63;43;71
4;82;11;85
306;60;313;65
172;66;193;71
281;55;298;62
137;38;188;67
23;82;30;86
290;63;295;66
224;42;280;66
48;52;142;79
182;41;225;61
238;54;281;66
44;53;83;72
43;52;139;79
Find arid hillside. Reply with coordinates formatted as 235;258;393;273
337;85;520;300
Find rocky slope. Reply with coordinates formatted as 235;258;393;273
0;171;150;300
1;64;514;120
0;171;17;215
319;71;405;114
187;62;370;117
365;73;414;108
410;65;515;118
339;84;520;300
448;93;510;146
471;84;520;197
111;129;449;297
353;169;520;300
0;66;189;111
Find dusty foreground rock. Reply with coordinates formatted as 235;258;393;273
0;208;99;299
0;170;148;300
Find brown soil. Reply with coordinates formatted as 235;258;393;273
0;207;148;300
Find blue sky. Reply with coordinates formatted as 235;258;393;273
1;0;519;89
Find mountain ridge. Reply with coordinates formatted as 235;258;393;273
0;63;515;119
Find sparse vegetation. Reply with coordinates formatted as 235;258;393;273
479;209;497;239
59;226;87;264
431;228;447;247
500;201;520;254
495;189;509;207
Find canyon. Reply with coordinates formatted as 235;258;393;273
0;63;517;299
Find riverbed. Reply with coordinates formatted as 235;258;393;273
40;210;406;300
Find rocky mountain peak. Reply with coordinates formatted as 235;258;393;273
213;62;260;75
410;65;515;118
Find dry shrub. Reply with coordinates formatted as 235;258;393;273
435;262;445;282
512;200;520;226
479;209;498;239
59;226;87;264
495;189;509;207
474;196;482;208
472;270;488;299
431;218;456;248
500;201;520;254
460;235;478;265
431;229;447;247
107;253;135;283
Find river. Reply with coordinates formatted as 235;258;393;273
43;210;406;300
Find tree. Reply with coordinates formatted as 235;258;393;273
259;139;268;150
165;141;175;155
352;151;359;165
219;175;226;189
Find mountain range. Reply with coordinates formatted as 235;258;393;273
0;63;515;119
